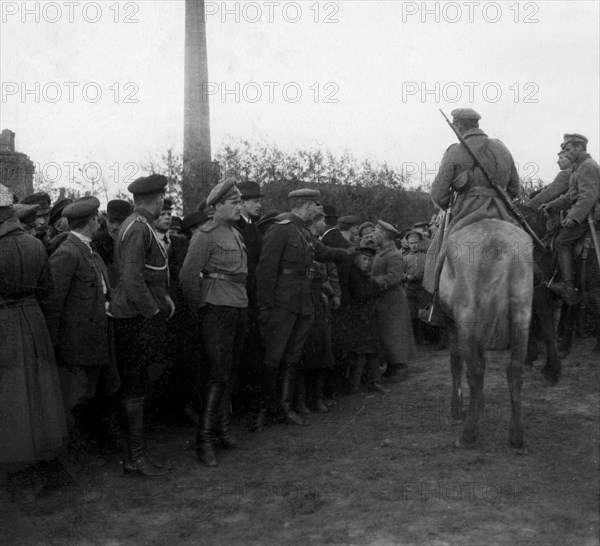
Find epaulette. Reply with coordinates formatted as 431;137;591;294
276;219;291;225
199;220;218;233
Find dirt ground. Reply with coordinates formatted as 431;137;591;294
1;339;598;546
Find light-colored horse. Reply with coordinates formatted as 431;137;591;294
439;218;533;448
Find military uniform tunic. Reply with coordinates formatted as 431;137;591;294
109;207;170;399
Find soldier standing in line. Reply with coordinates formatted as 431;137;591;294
255;189;352;429
179;176;248;467
109;174;175;477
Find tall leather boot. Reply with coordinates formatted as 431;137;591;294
122;397;168;477
214;383;237;449
294;371;310;414
550;246;580;305
280;363;308;426
252;367;278;432
196;384;222;466
100;394;124;455
313;371;329;413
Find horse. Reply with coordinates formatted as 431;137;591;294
515;202;563;383
439;219;533;449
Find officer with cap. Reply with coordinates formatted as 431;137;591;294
20;192;52;245
423;108;521;293
180;175;249;467
540;134;600;304
255;189;352;429
42;197;119;463
372;220;416;380
44;198;73;255
109;174;175;477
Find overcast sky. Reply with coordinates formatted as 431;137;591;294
1;0;599;197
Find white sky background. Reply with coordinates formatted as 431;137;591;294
1;0;599;199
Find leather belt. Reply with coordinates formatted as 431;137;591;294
280;268;313;280
465;187;497;197
203;272;247;285
280;268;309;276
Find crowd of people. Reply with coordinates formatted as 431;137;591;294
0;170;440;497
2;107;597;502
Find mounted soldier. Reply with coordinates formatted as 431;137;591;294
539;134;600;304
424;108;533;448
423;108;521;294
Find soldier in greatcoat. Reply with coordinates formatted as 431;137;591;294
372;220;417;381
0;185;67;494
109;174;175;477
423;108;521;293
180;177;248;467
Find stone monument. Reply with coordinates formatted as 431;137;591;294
0;130;35;201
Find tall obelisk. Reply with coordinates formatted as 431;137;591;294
183;0;215;213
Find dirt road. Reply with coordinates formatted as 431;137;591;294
2;340;598;546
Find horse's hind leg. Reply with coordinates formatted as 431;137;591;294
507;319;527;449
448;324;463;421
458;338;485;447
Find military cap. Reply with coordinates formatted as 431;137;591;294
107;199;132;221
323;205;339;218
338;215;361;227
288;189;321;201
206;175;241;208
170;216;182;231
563;133;588;146
20;192;51;212
451;108;481;121
376;219;399;236
406;229;423;240
62;196;100;220
237;180;265;199
49;198;73;225
127;174;168;196
358;221;375;236
162;198;173;211
413;221;430;229
182;210;210;233
14;204;40;226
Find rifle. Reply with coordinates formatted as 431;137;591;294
439;109;546;253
